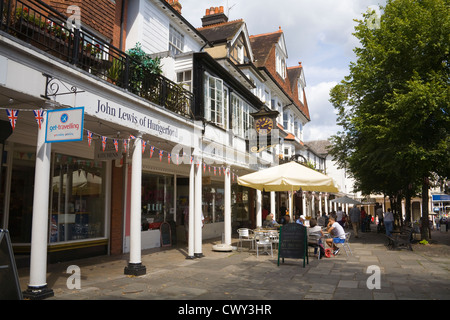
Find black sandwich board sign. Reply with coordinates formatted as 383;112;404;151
0;229;23;300
277;223;309;268
160;222;172;247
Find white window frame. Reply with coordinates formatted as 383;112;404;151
204;73;228;129
177;70;192;91
169;25;184;55
231;94;253;138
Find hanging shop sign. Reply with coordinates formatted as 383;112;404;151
45;107;84;143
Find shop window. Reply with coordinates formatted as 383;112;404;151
231;185;250;227
50;154;106;243
202;182;224;224
141;173;174;229
7;150;35;243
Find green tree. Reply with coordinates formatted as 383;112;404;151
329;0;450;240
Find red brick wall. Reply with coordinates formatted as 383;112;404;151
44;0;127;49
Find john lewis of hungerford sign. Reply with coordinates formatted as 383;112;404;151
45;107;84;143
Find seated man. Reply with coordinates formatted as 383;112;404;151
326;216;346;255
263;213;279;228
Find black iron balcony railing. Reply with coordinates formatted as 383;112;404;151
0;0;193;118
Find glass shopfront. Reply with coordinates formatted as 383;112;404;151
231;184;250;228
50;153;106;243
6;149;35;243
202;180;224;224
141;172;174;229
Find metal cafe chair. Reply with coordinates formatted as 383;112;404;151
255;232;273;257
237;228;255;251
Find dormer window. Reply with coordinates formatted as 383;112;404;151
276;50;286;78
298;81;304;102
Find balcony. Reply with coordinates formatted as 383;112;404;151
0;0;193;119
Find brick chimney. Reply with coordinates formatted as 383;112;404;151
167;0;182;14
201;6;228;27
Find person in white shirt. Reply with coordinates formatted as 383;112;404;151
336;207;344;227
384;208;394;237
326;216;346;255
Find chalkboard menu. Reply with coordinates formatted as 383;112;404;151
160;222;172;247
0;229;23;300
277;224;309;268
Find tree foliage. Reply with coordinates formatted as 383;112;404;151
328;0;450;239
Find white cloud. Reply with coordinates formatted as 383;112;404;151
303;81;339;141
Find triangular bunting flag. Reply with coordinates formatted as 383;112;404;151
33;109;44;129
6;109;19;130
142;140;146;154
102;136;107;151
159;150;163;161
87;131;93;147
114;139;118;152
150;146;155;158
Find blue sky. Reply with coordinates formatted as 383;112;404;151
181;0;386;141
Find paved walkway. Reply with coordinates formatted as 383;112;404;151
17;229;450;301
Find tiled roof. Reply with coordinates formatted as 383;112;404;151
249;30;282;67
197;19;244;43
305;140;332;155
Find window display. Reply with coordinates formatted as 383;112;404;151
50;153;106;243
141;172;174;229
202;181;224;224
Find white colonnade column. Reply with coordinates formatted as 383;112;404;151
194;157;203;258
124;135;146;276
224;166;231;245
24;120;53;299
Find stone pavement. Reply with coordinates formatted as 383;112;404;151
17;229;450;301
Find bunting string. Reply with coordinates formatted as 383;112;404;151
2;108;242;181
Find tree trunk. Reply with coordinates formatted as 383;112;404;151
420;181;430;240
405;191;411;224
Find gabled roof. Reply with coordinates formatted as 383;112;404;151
249;29;283;67
197;19;245;44
305;140;332;156
250;29;310;121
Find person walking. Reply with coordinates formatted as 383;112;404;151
384;208;394;237
349;204;361;238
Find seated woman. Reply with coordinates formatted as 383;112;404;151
325;216;346;255
308;218;324;257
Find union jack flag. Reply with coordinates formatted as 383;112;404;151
129;134;136;140
142;140;146;153
6;109;19;131
168;153;171;164
150;145;155;158
87;131;93;147
214;167;216;176
203;162;206;173
33;109;44;129
102;136;107;151
123;139;128;152
159;149;163;161
114;139;118;152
